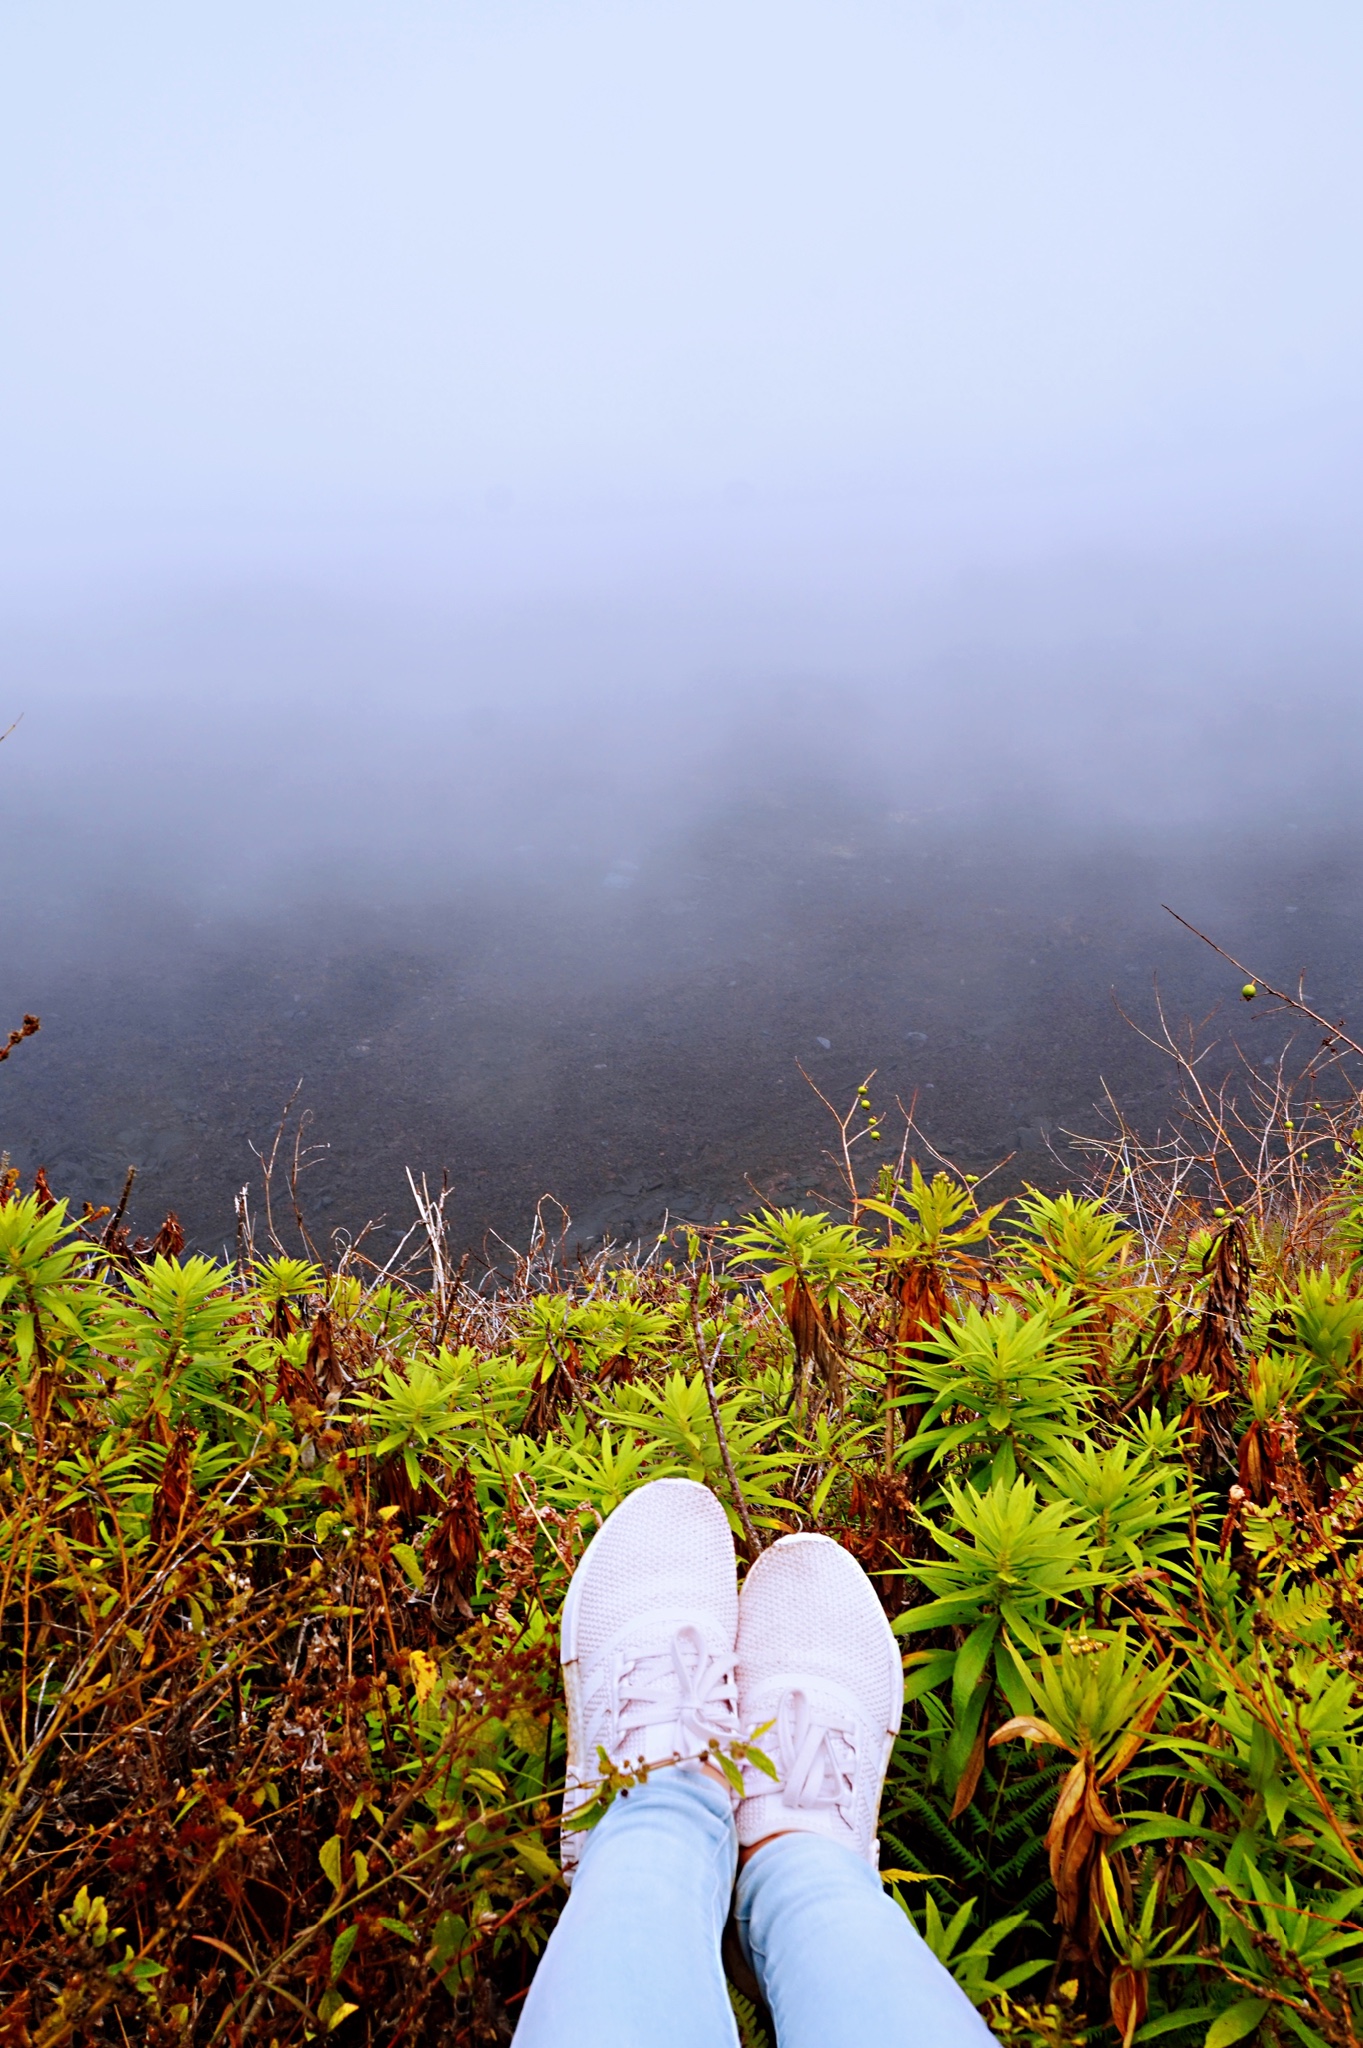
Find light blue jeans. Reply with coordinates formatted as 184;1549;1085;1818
514;1767;995;2046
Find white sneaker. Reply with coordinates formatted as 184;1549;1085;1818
560;1477;741;1883
736;1533;903;1869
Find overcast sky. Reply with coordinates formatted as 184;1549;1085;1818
2;0;1361;544
3;0;1362;902
5;2;1363;1243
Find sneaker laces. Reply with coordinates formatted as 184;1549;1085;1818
608;1623;739;1759
769;1687;858;1825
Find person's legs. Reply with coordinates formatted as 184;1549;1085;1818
732;1532;994;2047
516;1494;991;2045
734;1831;992;2048
515;1765;739;2048
515;1477;745;2046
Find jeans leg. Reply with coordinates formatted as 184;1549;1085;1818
515;1765;740;2048
734;1834;995;2048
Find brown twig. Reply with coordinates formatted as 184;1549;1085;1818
795;1061;879;1221
101;1165;136;1248
250;1082;305;1255
0;1014;40;1064
234;1183;254;1288
1164;904;1363;1064
288;1107;327;1266
689;1309;761;1563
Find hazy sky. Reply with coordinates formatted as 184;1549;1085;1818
3;0;1362;904
3;0;1361;540
4;3;1363;1246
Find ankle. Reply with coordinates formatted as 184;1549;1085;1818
737;1829;799;1866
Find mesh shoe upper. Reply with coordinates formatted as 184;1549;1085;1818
736;1532;903;1868
560;1477;740;1882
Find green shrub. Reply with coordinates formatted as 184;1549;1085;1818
7;1130;1363;2048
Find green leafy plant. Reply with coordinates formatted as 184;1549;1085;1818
900;1886;1049;2003
8;1078;1363;2048
727;1207;873;1407
904;1302;1096;1485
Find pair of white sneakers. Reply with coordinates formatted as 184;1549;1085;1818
560;1478;903;1879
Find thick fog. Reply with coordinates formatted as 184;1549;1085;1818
1;3;1361;1255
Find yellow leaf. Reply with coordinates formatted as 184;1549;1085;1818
512;1834;564;1886
465;1767;505;1797
506;1708;546;1755
989;1715;1067;1751
409;1650;439;1705
1205;1998;1269;2048
392;1542;424;1589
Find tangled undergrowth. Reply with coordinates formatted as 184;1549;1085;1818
9;1024;1363;2048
